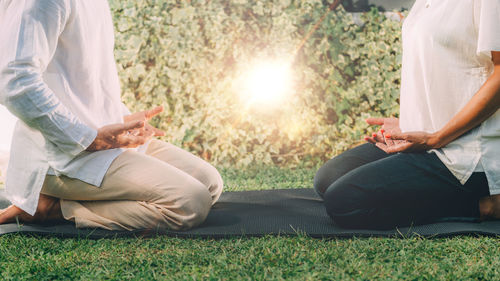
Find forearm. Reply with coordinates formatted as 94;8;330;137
2;63;97;155
434;65;500;147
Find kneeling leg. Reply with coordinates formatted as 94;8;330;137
323;152;489;229
314;143;388;198
41;150;212;231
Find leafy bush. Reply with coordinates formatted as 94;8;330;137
110;0;402;167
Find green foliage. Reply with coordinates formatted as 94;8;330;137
110;0;402;167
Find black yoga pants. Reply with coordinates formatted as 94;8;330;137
314;143;490;230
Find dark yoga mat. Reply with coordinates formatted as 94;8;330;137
1;188;500;238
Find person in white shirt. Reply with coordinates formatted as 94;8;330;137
314;0;500;229
0;0;223;230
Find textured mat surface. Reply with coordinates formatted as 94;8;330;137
1;188;500;238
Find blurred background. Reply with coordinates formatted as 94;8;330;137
109;0;406;168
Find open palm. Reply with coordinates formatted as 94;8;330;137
365;117;440;153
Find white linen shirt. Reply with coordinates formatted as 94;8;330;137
400;0;500;193
0;0;131;215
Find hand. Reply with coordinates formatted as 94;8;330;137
382;131;442;153
123;106;165;138
86;120;150;151
86;106;166;152
364;117;406;147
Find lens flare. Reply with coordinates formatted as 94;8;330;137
238;60;293;106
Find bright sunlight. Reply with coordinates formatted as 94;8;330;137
238;60;293;107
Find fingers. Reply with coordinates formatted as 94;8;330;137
365;117;391;145
365;117;385;126
385;133;416;147
364;135;376;144
105;121;148;148
126;120;146;130
135;124;165;137
382;129;395;146
386;132;406;141
144;106;163;120
364;129;387;145
152;127;166;136
109;120;145;135
384;142;413;153
375;130;386;143
116;134;151;148
88;120;158;151
376;141;412;154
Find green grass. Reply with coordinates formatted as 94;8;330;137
220;165;317;191
1;166;499;280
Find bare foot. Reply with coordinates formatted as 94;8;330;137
479;194;500;221
0;194;63;224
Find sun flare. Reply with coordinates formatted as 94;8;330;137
238;60;293;106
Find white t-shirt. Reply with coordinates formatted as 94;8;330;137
0;0;131;215
400;0;500;194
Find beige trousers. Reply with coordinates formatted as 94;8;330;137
40;140;223;231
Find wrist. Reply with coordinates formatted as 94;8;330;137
429;131;447;149
85;131;110;152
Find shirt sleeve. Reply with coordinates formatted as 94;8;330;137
477;0;500;57
0;0;97;156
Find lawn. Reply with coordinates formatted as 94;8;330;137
1;166;499;280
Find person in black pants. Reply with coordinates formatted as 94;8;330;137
314;141;490;230
314;1;500;230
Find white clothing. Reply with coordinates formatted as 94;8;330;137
400;0;500;193
0;0;131;215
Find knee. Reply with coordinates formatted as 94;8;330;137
314;158;341;198
323;181;352;215
313;167;328;198
207;165;224;200
322;179;367;226
152;179;213;231
197;163;224;204
175;181;213;230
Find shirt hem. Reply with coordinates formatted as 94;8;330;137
5;165;48;216
428;148;479;185
66;149;124;188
